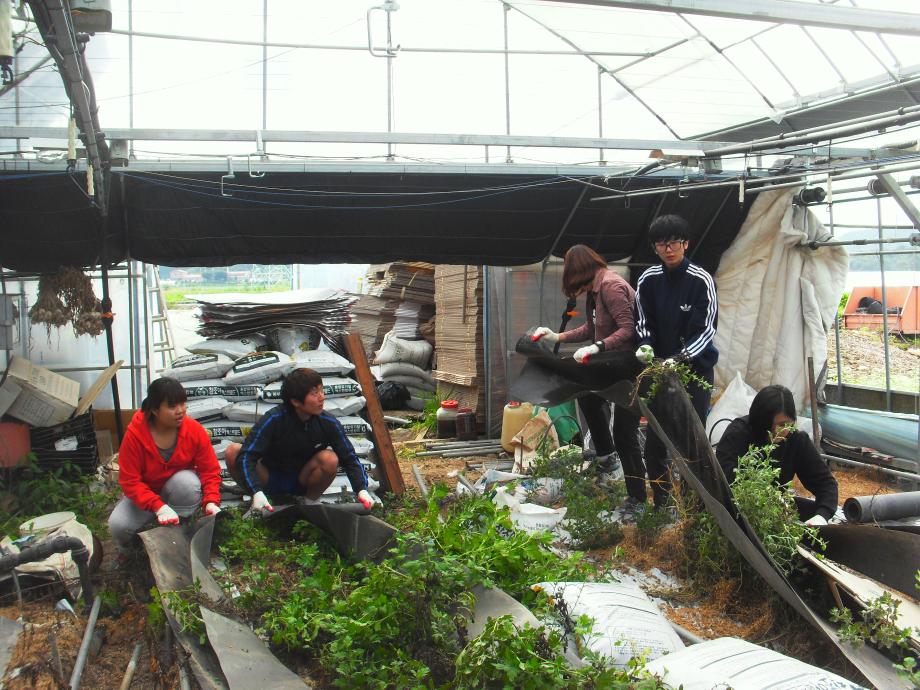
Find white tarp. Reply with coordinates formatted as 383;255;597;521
713;188;848;408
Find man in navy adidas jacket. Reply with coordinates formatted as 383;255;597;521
634;214;718;508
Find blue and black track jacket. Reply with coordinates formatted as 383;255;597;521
635;257;719;371
237;405;368;495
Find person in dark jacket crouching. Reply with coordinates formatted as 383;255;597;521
716;384;838;526
225;368;372;514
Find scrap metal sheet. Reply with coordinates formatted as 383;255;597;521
265;504;396;561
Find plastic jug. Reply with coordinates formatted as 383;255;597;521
455;408;477;441
500;401;533;453
436;400;459;439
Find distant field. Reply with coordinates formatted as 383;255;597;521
828;328;919;394
164;282;291;308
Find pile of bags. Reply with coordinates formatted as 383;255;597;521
161;336;376;495
370;330;435;411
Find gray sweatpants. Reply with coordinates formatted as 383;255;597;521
108;470;202;549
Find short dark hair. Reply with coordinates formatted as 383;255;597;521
281;368;323;406
748;384;796;444
562;244;607;298
648;214;691;245
142;377;187;419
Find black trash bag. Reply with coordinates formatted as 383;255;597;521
376;380;411;410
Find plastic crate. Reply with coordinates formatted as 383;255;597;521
28;411;98;475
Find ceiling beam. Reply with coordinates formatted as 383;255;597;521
545;0;920;37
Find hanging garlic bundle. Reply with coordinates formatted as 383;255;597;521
28;267;104;337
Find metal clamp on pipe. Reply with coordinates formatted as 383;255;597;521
0;535;94;605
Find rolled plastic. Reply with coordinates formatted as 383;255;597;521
843;491;920;523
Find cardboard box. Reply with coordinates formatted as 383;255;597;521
0;356;80;427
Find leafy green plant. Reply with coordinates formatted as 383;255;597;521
527;444;624;550
410;388;446;435
894;656;920;688
147;587;167;633
633;504;671;550
730;438;823;574
632;360;712;403
159;582;207;646
831;591;913;652
0;458;120;539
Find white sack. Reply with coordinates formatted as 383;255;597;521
533;581;683;668
706;372;757;446
185;397;232;422
321;377;362;398
378;375;436;393
186;335;268;359
714;188;848;408
336;415;372;435
181;379;263;402
492;485;566;533
225;400;280;423
371;362;434;384
373;332;433;368
271;326;317;355
348;436;374;456
163;353;234;382
224;351;295;386
202;419;252;442
323;396;366;418
293;350;355;375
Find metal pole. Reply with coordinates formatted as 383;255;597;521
483;265;492;438
829;199;844;402
69;595;102;690
823;453;920;483
806;356;821;447
142;263;151;389
262;0;268;132
386;7;394;161
503;3;512;163
877;198;893;412
118;642;143;690
126;259;136;409
128;0;134;157
597;66;605;165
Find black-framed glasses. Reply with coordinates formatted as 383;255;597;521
653;240;686;252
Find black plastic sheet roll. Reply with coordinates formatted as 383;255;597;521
843;491;920;523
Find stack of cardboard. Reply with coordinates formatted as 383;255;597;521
433;266;485;427
350;263;435;356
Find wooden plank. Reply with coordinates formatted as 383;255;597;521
75;359;124;416
344;332;405;495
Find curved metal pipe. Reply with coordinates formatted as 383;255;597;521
0;535;94;604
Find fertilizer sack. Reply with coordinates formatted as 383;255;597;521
323;396;366;418
322;376;362;398
293;350;355;375
378;374;435;393
224;351;296;386
373;333;433;368
270;326;318;354
225;400;280;423
202;419;252;442
336;415;372;435
181;379;262;402
186;335;268;360
348;436;374;456
185;397;232;422
162;353;234;382
371;362;434;384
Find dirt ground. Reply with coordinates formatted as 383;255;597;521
828;327;919;392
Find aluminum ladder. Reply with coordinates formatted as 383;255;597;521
147;265;177;374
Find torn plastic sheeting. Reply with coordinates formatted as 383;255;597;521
200;607;310;690
509;334;642;409
492;485;567;533
139;525;229;690
468;585;585;670
533;581;683;668
264;504;397;561
639;373;908;690
818;524;920;599
644;637;865;690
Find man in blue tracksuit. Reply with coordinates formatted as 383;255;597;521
225;368;371;513
634;214;718;508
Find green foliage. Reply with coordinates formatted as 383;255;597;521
0;458;120;539
454;616;667;690
410;388;446;435
528;445;624;550
730;438;823;574
837;291;849;319
633;505;671;550
147;587;166;633
894;656;920;688
160;582;207;646
684;506;742;585
633;360;712;403
218;492;602;688
831;591;913;652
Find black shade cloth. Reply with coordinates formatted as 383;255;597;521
0;170;750;271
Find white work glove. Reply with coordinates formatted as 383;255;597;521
573;344;600;364
155;504;179;526
251;491;274;514
663;358;677;368
804;514;828;527
204;502;221;516
531;327;559;344
357;489;373;510
635;344;654;365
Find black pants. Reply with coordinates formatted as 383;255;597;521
577;394;647;503
643;367;714;507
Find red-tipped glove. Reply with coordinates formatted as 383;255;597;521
204;502;221;516
357;490;373;509
531;327;559;343
573;344;600;364
156;504;179;526
252;491;274;514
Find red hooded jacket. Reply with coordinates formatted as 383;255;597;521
118;410;222;512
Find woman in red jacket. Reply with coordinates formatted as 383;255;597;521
108;377;222;550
